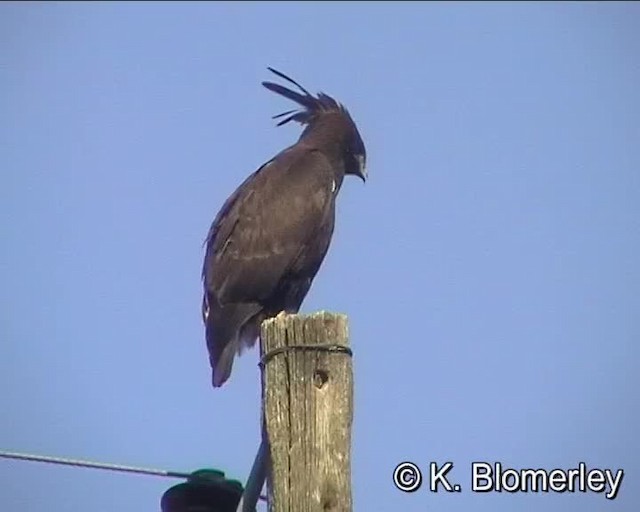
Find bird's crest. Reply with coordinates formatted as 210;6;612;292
262;67;346;127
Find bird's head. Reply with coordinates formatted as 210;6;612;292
262;67;367;182
343;114;367;182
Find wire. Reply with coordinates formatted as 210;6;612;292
2;449;267;502
0;450;191;479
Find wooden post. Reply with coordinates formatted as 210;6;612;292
260;311;353;512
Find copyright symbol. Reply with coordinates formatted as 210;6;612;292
393;461;422;492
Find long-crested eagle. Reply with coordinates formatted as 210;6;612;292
202;68;367;387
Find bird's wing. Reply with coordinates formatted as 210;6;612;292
202;145;337;307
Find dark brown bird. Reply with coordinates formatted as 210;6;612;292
202;68;367;387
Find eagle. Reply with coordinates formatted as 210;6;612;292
202;68;367;387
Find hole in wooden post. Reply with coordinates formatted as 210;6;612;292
314;369;328;388
322;485;338;510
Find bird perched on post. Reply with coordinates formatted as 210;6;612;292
201;68;367;387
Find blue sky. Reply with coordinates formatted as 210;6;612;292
2;2;638;511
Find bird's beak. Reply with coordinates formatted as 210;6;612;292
357;155;367;183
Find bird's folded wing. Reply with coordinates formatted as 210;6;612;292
202;146;336;305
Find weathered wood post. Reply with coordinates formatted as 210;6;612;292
260;311;353;512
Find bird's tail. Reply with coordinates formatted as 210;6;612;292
210;336;238;388
205;299;262;388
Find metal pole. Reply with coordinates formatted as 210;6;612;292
236;435;269;512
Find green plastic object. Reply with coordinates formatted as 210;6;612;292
161;468;244;512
